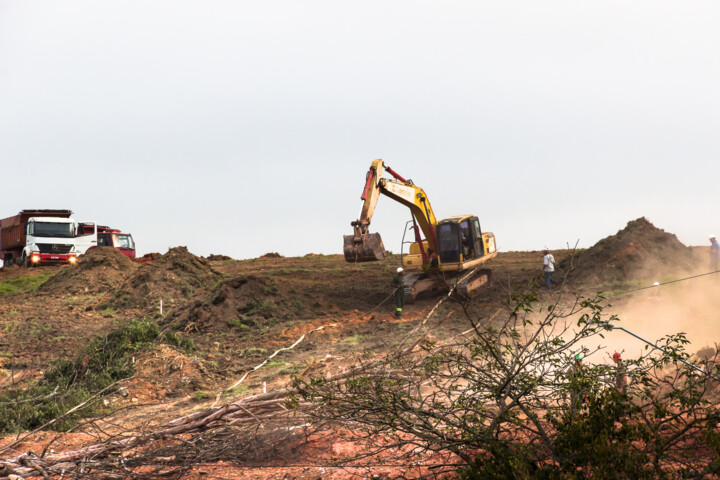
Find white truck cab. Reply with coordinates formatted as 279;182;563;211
22;217;78;266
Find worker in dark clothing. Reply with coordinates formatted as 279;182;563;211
392;267;405;319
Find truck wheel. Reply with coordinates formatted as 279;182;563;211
21;254;28;268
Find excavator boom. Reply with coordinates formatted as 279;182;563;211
344;159;439;263
343;160;387;262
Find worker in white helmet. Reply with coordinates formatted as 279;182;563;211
710;235;719;272
392;267;405;319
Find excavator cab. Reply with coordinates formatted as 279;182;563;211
436;216;493;265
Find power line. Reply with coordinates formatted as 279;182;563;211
610;269;720;297
611;326;720;381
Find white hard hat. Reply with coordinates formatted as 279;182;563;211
397;267;404;273
711;234;716;239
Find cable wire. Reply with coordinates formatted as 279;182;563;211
609;269;720;298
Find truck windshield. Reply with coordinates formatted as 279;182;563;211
33;222;74;238
114;234;135;250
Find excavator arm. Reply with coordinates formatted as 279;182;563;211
344;159;439;264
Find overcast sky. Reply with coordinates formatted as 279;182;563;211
2;1;719;259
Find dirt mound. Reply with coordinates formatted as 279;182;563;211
135;252;161;265
260;252;283;258
165;275;304;335
206;254;233;261
107;247;222;312
41;247;137;294
117;345;216;402
561;217;697;286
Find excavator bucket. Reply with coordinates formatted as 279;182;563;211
343;232;386;262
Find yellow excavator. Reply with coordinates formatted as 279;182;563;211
343;159;497;300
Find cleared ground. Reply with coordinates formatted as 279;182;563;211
0;218;717;479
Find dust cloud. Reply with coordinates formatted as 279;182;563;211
603;273;720;360
549;217;719;364
555;260;720;366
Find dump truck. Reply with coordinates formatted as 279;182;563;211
0;210;78;267
344;159;497;300
75;223;136;259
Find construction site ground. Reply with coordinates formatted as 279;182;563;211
0;218;719;479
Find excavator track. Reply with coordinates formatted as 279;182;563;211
402;268;492;303
454;268;492;299
402;273;445;304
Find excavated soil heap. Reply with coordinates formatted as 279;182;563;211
41;247;137;294
120;344;216;401
107;247;222;312
560;217;697;286
165;275;305;333
206;254;233;261
135;252;161;265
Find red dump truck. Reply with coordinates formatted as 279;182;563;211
76;223;136;259
0;210;78;266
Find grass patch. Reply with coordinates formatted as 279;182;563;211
28;321;52;338
223;384;249;397
0;274;52;295
345;334;370;345
260;300;277;315
227;317;242;328
278;365;304;375
240;346;267;357
194;391;210;400
0;318;194;434
63;296;83;307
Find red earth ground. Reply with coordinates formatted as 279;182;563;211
0;218;716;479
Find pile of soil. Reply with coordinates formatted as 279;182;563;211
107;247;222;312
260;252;283;258
41;247;137;294
119;345;216;401
135;252;161;265
206;254;233;261
164;275;305;334
560;217;697;286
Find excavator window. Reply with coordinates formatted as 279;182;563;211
460;220;473;259
473;218;484;257
437;223;461;263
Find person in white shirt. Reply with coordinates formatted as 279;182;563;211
543;249;558;290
